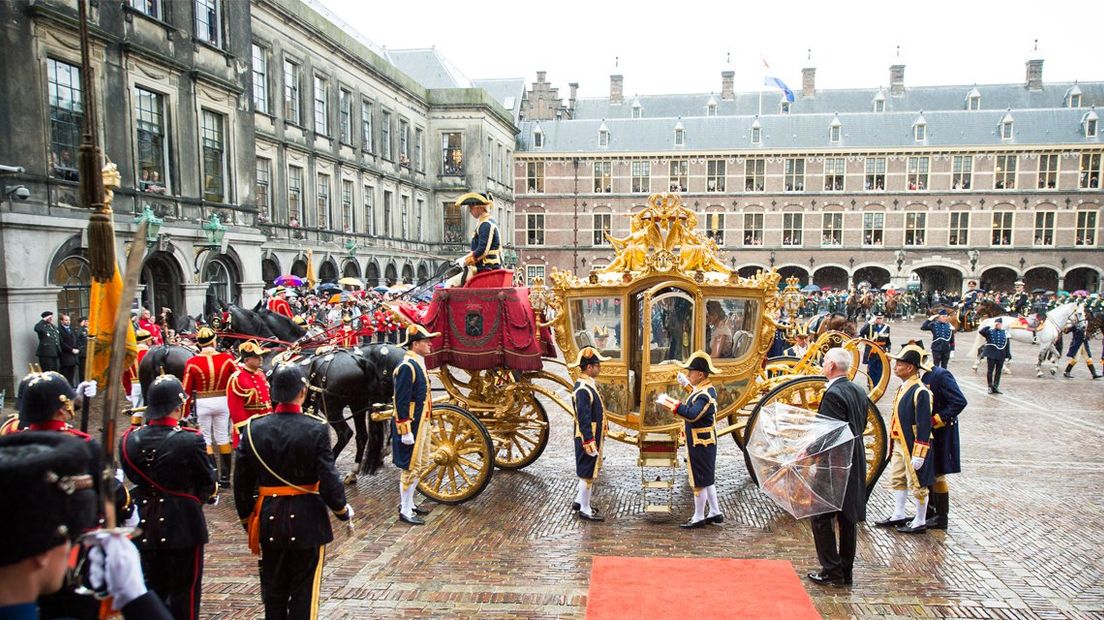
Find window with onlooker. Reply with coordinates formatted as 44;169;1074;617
744;158;765;192
782;213;803;246
952;155;972;190
668;160;688;192
441;131;461;174
593;161;612;193
1033;211;1054;246
47;58;82;181
822;212;842;246
864;157;886;191
1075;210;1096;246
136;88;169;194
195;0;221;47
707;160;726;192
526;213;545;246
906;156;928;191
131;0;160;19
525;162;544;193
904;212;926;246
631;161;650;193
593;212;611;246
824;158;844;191
743;212;763;246
949;212;969;246
991;211;1013;246
784;158;805;192
1080;153;1101;189
1038;154;1058;189
995;154;1017;189
862;212;884;246
705;212;725;246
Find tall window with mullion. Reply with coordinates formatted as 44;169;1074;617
1075;210;1096;246
338;89;352;143
743;212;763;246
948;212;969;246
363;186;375;235
782;213;803;246
593;161;612;193
47;58;82;181
255;158;271;222
312;75;329;135
136;88;169;193
200;110;226;203
668;160;687;192
744;158;765;191
951;155;972;189
864;157;886;190
862;212;884;246
360;99;373;153
441;131;461;174
526;213;545;246
251;44;268;114
316;173;331;229
991;212;1013;246
631;161;650;193
1037;154;1058;189
526;162;544;193
906;156;929;190
195;0;221;47
994;155;1017;189
283;59;300;124
821;212;842;246
593;212;611;246
381;111;392;160
705;212;725;245
1080;153;1101;189
784;158;804;192
904;212;926;246
707;159;726;192
287;165;302;224
824;158;844;191
341;180;354;233
132;0;161;20
1033;211;1054;246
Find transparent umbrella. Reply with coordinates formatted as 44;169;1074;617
746;403;856;519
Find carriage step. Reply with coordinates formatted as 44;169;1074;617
640;457;678;468
643;479;673;489
644;504;672;514
642;432;676;443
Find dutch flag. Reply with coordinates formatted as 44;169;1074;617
762;57;795;102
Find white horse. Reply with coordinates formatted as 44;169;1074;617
970;302;1081;377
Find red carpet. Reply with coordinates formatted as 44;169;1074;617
585;556;822;620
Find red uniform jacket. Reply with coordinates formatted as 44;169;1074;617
121;346;150;394
226;365;272;447
267;297;294;318
337;325;359;348
181;349;237;410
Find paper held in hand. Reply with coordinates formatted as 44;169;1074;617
656;393;680;409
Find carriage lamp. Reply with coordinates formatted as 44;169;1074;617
135;205;163;243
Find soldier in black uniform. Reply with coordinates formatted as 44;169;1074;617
920;309;955;368
234;363;352;620
120;375;217;620
0;432;172;620
1062;312;1101;379
569;347;609;522
978;318;1010;393
34;310;62;372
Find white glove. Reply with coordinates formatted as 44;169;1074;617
911;456;925;471
455;256;468;268
338;503;355;521
949;351;955;359
401;432;415;445
114;468;125;483
88;534;147;610
676;372;690;388
76;380;97;399
124;507;141;529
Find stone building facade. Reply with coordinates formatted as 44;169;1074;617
513;59;1103;299
0;0;519;391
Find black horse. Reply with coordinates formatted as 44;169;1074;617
137;344;193;400
302;343;405;483
217;302;306;345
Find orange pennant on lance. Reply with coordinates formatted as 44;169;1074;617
86;266;137;385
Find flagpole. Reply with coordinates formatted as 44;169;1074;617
758;54;764;117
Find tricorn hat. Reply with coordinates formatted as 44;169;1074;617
568;346;610;369
455;192;493;208
144;375;187;420
17;371;77;426
677;351;720;375
402;324;441;347
889;343;930;371
270;362;308;403
135;329;152;344
0;432;99;566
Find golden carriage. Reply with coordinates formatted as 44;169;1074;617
386;193;888;507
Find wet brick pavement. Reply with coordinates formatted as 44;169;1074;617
193;320;1104;619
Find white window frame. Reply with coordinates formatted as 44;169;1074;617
705;211;725;246
251;43;268;114
829;125;841;143
668;160;688;192
526;213;545;246
135;87;170;193
995;154;1017;190
592;212;612;246
821;212;843;246
862;212;885;247
316;172;331;229
313;74;329;135
782;212;803;246
904;212;926;246
952;155;973;190
914;123;926;141
631;161;650;193
341;179;354;233
1033;211;1055;246
906;156;929;191
743;212;763;246
948;211;969;246
784;158;804;192
1080;153;1101;189
1001;120;1013;140
283;58;300;125
287;164;302;224
991;211;1014;246
194;0;222;47
361;99;373;153
744;158;765;192
598;129;609;147
593;161;612;193
706;159;726;192
864;157;886;191
256;157;271;220
526;161;544;193
363;184;374;235
674;128;685;146
525;264;545;286
338;88;352;144
824;157;844;191
1075;210;1097;246
200;109;227;203
1038;154;1059;189
533;129;544;148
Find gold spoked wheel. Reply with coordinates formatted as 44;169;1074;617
416;404;495;505
744;376;889;494
485;394;550;470
843;339;891;403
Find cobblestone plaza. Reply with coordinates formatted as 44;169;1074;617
194;320;1104;619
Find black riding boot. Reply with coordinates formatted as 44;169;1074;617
929;492;949;530
219;452;233;487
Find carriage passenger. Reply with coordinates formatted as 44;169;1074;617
657;351;724;529
783;326;810;358
706;301;733;359
569;347;610;522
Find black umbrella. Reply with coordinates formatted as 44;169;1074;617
1031;288;1046;294
316;282;342;294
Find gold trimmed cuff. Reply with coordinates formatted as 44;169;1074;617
334;505;349;516
912;441;930;459
932;414;945;429
395;419;412;436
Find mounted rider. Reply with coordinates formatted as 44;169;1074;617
958;280;981;328
1009;279;1030;316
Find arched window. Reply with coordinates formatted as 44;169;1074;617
203;256;239;310
401;263;414;284
262;257;280;287
53;255;91;320
365;261;380;286
384;263;398;286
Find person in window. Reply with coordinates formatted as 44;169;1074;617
139;169;151;191
146;171;166;194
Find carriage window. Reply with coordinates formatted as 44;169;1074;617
569;297;622;359
703;298;758;360
648;291;694;365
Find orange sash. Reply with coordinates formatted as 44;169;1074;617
248;482;320;555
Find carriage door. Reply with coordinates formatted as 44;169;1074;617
639;284;697;429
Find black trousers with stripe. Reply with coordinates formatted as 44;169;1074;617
260;545;325;620
141;545;204;620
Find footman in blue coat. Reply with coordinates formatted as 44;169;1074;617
568;346;610;522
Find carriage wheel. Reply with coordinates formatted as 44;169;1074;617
416;404;495;505
486;394;550;470
763;356;801;379
843;339;891;403
743;376;889;494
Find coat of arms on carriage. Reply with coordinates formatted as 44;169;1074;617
599;193;730;278
465;309;483;336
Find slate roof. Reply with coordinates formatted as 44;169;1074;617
471;78;527;122
383;48;472;89
517;108;1102;153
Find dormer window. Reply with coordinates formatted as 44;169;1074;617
914;115;927;141
706;96;718;117
631;98;642;119
1084;109;1099;138
598;128;609;147
1000;112;1014;140
532;126;544;149
1068;85;1083;109
829;117;841;143
873;91;886;112
674;121;685;146
966;87;981;111
1070;93;1082;108
751;118;761;145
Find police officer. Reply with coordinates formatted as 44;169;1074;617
0;432;172;619
920;309;955;368
1062;309;1101;379
392;324;440;525
657;351;723;529
915;344;968;530
875;344;934;533
859;314;891;387
182;327;236;486
978;317;1009;393
34;310;62;372
448;192;501;286
234;363;351;620
120;375;217;620
226;341;272;448
569;346;609;522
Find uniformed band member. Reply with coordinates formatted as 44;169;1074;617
859;314;891;387
234;363;351;620
876;344;935;533
658;351;723;529
182;327;237;486
392;324;440;525
226;341;272;448
918;345;967;530
0;432;172;619
978;318;1009;393
783;325;810;358
1062;313;1101;379
122;328;153;414
447;192;501;286
120;375;217;620
920;309;955;368
267;287;294;319
569;346;610;522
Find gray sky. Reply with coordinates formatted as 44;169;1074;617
315;0;1098;98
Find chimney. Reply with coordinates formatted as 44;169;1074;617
569;82;578;109
1026;39;1044;90
610;57;623;104
536;70;546;83
801;49;815;98
889;45;905;95
721;52;735;101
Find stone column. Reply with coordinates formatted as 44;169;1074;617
183;284;209;318
0;287;63;392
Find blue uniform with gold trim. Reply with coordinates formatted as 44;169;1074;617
468;214;501;272
674;383;718;487
921;366;967;476
859;321;891;386
572;377;604;479
391;353;430;470
890;379;936;487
